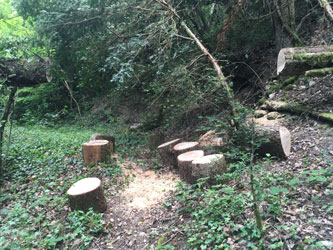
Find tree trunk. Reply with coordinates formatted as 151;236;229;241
255;125;291;158
90;133;115;152
82;140;111;164
191;154;227;184
0;86;17;182
318;0;333;22
177;150;205;184
273;0;301;50
157;138;181;169
173;141;200;158
0;59;50;87
277;46;333;76
67;177;107;212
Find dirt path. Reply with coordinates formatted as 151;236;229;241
91;159;184;250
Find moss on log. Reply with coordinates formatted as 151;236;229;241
277;46;333;76
305;67;333;77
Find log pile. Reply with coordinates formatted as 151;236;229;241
82;140;111;164
67;177;107;212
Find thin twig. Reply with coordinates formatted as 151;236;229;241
63;80;82;117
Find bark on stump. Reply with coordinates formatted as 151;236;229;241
67;177;107;212
90;133;115;152
255;125;291;158
173;142;200;158
277;46;333;76
177;150;205;184
157;138;181;168
82;140;111;164
192;154;227;184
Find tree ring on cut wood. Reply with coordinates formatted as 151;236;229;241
82;140;111;164
256;125;291;158
192;154;227;183
173;141;200;158
157;138;181;168
67;177;107;212
177;150;205;183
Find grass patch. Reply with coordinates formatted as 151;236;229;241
0;125;122;249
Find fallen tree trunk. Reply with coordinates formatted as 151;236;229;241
0;59;50;87
261;100;333;124
255;125;291;158
305;67;333;77
277;46;333;76
67;177;107;212
318;0;333;22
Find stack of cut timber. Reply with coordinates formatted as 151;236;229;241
90;133;115;152
82;140;111;164
157;138;181;168
67;177;107;212
255;125;291;158
177;150;205;183
192;154;227;184
173;142;200;157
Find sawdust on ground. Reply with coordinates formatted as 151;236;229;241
120;161;179;210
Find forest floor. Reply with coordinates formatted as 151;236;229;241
1;77;333;250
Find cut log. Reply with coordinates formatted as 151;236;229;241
67;177;107;212
173;141;200;158
277;46;333;76
90;133;115;152
177;150;205;183
157;138;181;168
199;130;224;148
255;125;291;158
192;154;227;184
148;133;165;150
82;140;111;164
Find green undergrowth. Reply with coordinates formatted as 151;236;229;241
0;125;128;249
169;150;333;250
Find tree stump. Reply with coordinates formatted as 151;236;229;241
277;46;333;76
173;142;200;158
192;154;227;184
177;150;205;183
67;177;107;212
82;140;111;164
90;133;115;152
157;138;181;168
255;125;291;158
